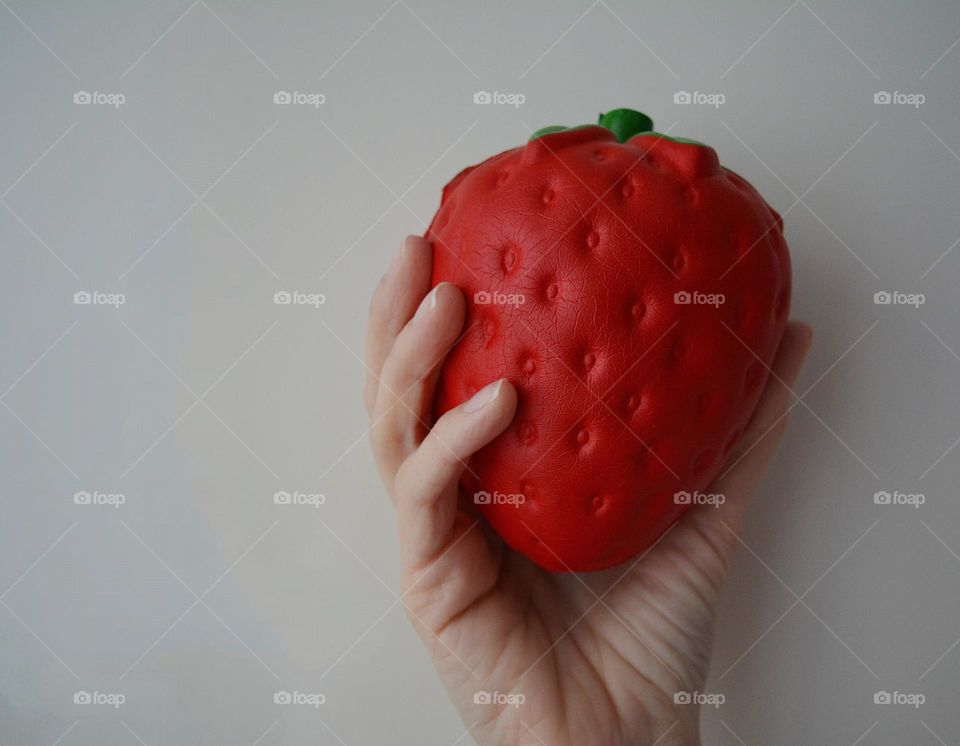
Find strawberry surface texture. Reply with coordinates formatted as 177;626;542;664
427;109;791;572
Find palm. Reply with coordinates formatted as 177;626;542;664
366;236;810;746
404;482;742;746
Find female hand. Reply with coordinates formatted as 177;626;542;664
366;235;812;746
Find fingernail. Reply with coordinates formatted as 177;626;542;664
414;283;443;322
463;379;504;412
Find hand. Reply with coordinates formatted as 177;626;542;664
366;235;812;746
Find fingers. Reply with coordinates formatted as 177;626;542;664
706;321;813;529
395;379;517;570
370;282;467;487
364;235;433;415
728;321;813;466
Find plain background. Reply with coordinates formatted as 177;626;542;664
2;1;960;744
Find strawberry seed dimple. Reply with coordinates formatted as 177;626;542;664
503;247;517;272
672;249;686;273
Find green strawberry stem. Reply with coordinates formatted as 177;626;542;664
597;109;654;142
529;108;655;143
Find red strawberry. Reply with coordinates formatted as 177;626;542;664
427;109;790;572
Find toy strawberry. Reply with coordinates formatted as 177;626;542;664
428;108;790;571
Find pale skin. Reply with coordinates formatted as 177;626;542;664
365;235;813;746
